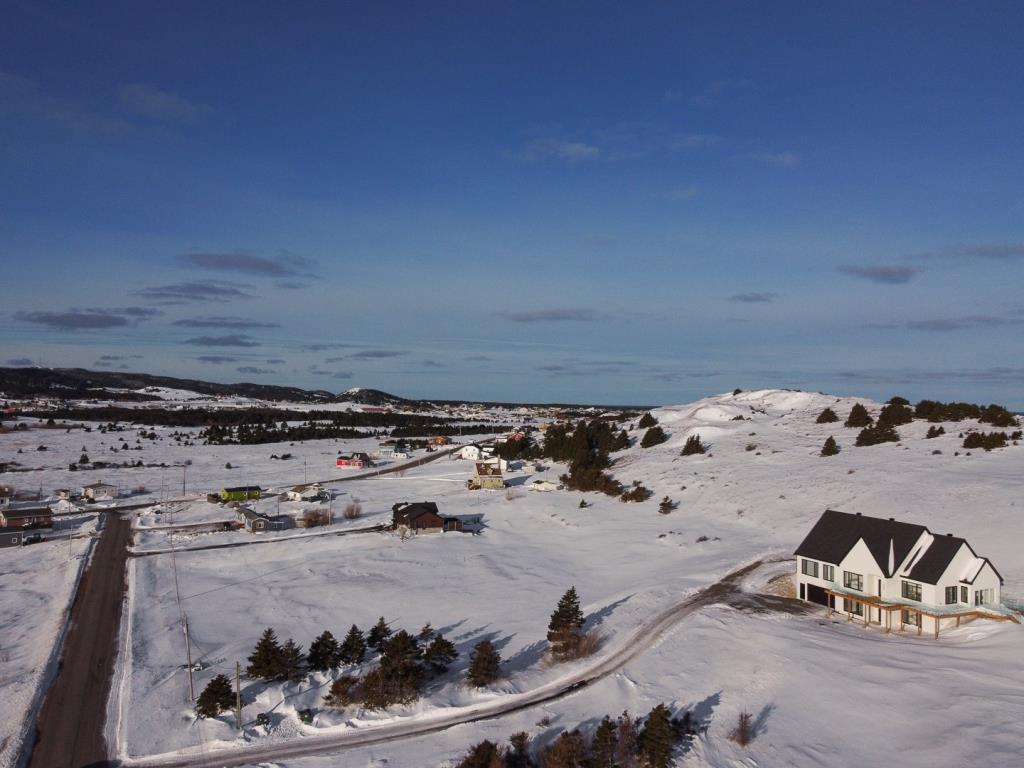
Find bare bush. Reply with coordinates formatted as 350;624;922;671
343;499;363;520
304;508;331;528
730;711;753;746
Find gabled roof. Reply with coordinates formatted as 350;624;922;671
905;534;964;584
794;510;927;577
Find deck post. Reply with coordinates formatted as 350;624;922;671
935;617;939;639
956;615;960;627
917;610;922;636
864;602;869;627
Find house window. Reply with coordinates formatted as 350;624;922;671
822;564;835;582
843;598;863;616
843;571;863;591
901;581;922;602
961;586;968;604
902;610;921;627
801;559;819;578
975;589;994;606
945;586;958;605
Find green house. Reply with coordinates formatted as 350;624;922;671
219;485;262;502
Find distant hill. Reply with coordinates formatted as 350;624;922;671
0;367;335;403
336;387;412;407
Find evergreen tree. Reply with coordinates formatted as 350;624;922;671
279;638;306;683
340;624;367;665
308;630;342;673
540;729;588;768
844;403;873;428
815;407;838;424
547;587;585;659
614;711;639;768
878;401;914;427
246;627;283;681
820;436;840;456
640;426;668;448
855;423;900;446
367;616;392;651
507;731;533;768
639;704;677;768
358;630;424;709
423;634;458;675
591;715;618;768
418;622;435;642
467;639;502;687
195;674;235;718
323;674;359;708
638;412;658;429
926;425;945;439
680;434;705;456
456;740;507;768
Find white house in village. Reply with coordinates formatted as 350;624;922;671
457;443;492;462
286;483;327;502
81;482;117;501
795;509;1008;637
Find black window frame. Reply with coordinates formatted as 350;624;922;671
801;558;819;578
960;586;968;604
944;586;958;605
843;571;863;591
901;580;922;602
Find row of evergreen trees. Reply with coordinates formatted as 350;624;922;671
817;398;1019;431
456;705;695;768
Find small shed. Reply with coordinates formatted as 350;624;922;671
287;483;326;502
82;482;117;501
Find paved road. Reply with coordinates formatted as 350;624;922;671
27;514;132;768
127;559;810;768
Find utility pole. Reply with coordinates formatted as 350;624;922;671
184;616;195;701
235;661;242;728
182;465;187;497
303;458;307;485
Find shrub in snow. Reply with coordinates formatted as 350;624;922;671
855;423;899;446
640;426;668;448
963;431;1008;451
343;500;362;519
877;401;913;427
925;425;945;439
731;710;754;746
638;412;658;429
820;436;840;456
815;407;838;424
658;496;678;515
620;481;653;503
680;435;705;456
323;674;359;708
844;403;873;428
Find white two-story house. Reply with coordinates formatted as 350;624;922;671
795;510;1006;636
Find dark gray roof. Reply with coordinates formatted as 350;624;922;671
794;510;927;577
905;534;965;585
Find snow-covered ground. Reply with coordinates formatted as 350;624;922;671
87;389;1024;767
0;515;98;768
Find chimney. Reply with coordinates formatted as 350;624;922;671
855;512;862;516
888;517;895;521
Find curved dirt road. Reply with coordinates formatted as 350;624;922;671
125;558;808;768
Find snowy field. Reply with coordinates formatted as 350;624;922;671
94;389;1024;767
0;516;98;768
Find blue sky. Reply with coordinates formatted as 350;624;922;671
2;1;1024;406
